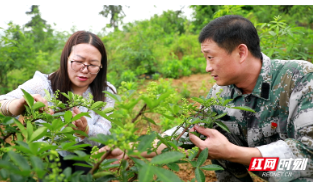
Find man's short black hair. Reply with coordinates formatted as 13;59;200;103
198;15;262;59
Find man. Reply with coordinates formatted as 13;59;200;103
101;15;313;181
187;15;313;181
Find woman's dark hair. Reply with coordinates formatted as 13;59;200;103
198;15;262;59
48;31;108;103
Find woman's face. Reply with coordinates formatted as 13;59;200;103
67;43;102;94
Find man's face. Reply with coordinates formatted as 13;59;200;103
201;39;242;86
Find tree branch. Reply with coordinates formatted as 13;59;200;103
89;148;113;175
131;104;147;123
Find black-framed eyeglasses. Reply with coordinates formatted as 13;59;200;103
70;60;102;74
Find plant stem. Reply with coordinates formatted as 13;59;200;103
131;104;147;123
89;147;114;175
117;149;127;173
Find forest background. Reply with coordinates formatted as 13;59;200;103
1;5;313;95
1;5;313;182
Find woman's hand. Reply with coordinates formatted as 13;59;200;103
7;94;53;116
72;107;89;139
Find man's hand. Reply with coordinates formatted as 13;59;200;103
189;125;232;160
99;146;128;164
189;125;262;165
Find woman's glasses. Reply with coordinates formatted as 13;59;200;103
70;61;102;74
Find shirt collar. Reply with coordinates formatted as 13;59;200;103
230;53;271;100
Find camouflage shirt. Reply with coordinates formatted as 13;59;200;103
208;53;313;181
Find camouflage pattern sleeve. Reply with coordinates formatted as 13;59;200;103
257;69;313;181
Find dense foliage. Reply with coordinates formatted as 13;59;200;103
0;5;312;94
1;5;313;182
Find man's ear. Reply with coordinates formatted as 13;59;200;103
237;44;248;63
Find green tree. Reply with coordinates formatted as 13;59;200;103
99;5;126;31
0;5;61;94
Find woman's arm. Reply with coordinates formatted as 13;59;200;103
0;71;53;117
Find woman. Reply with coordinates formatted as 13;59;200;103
0;31;116;173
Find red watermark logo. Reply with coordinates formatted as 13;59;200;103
249;157;308;171
249;157;279;171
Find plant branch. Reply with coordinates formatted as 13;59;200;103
89;147;113;175
131;104;147;123
117;149;127;173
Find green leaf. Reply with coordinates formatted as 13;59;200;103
26;121;33;140
52;112;65;117
61;92;70;99
8;151;30;171
195;167;205;182
94;110;122;127
191;97;205;104
137;132;157;152
63;167;72;178
122;99;140;110
89;133;111;144
90;101;105;110
130;157;146;167
144;117;157;125
60;127;73;134
68;92;74;100
51;119;60;131
167;141;179;150
141;97;155;109
138;164;153;182
231;106;255;113
30;156;45;178
214;113;227;120
14;141;32;154
29;126;47;142
153;166;182;182
93;171;115;179
159;113;175;120
103;91;121;102
0;169;8;179
21;89;34;108
14;120;27;138
16;133;24;141
71;112;90;122
269;30;276;36
74;150;87;157
28;142;42;155
44;89;51;101
32;102;45;111
74;130;88;137
64;110;72;123
63;143;91;151
222;99;233;106
189;131;200;137
156;134;171;148
2;116;17;125
200;164;224;171
151;151;184;165
197;148;208;167
191;118;202;125
72;163;92;168
215;121;230;133
188;148;199;161
102;107;114;114
94;175;116;182
167;163;180;171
